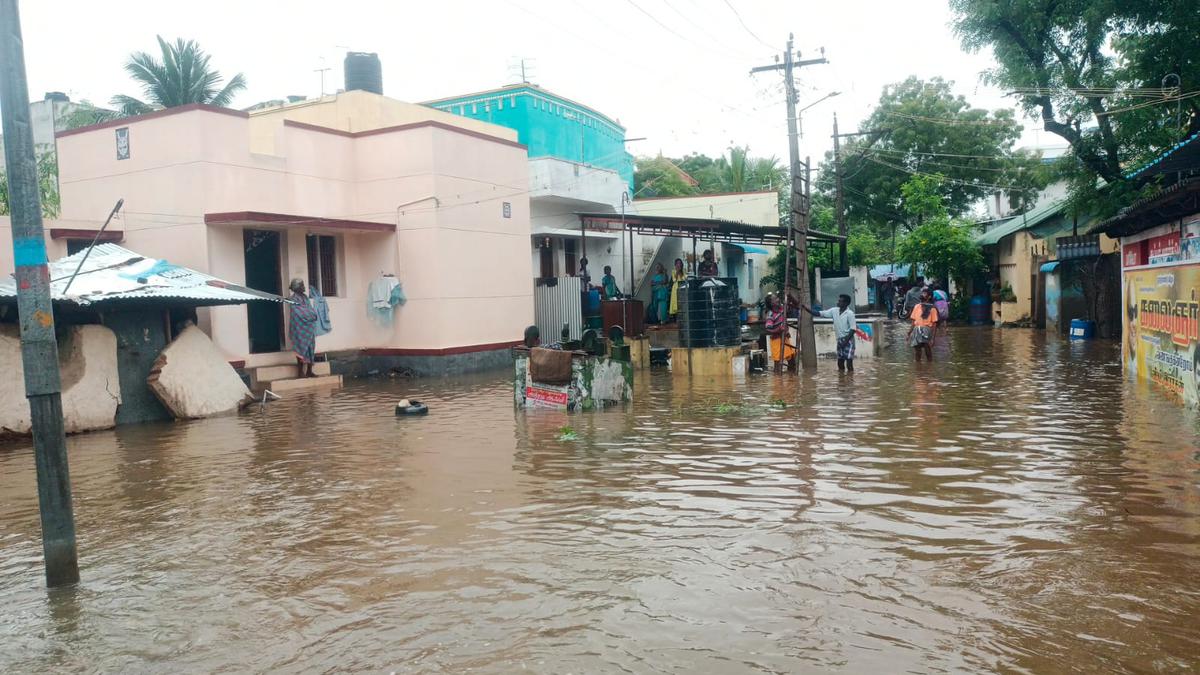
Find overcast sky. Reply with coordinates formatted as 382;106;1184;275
18;0;1057;169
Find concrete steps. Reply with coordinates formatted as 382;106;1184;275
249;361;330;389
260;374;343;394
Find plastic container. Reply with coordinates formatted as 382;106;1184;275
1069;318;1095;340
583;289;602;317
968;295;990;325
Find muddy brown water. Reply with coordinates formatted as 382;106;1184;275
1;327;1199;673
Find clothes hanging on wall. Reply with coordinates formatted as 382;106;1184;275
367;274;405;325
309;286;332;336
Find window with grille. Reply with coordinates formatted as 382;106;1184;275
306;234;338;297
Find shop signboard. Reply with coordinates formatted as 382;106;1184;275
1147;231;1181;266
1123;263;1200;405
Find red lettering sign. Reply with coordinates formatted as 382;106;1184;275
1148;232;1181;265
1123;242;1145;268
525;385;568;407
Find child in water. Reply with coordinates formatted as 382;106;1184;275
908;288;938;361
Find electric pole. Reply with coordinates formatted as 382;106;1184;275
750;34;826;371
833;113;847;271
0;0;80;587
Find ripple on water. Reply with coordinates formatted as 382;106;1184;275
0;329;1199;673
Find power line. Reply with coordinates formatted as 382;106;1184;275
864;155;1028;192
721;0;778;51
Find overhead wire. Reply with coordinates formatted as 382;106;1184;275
720;0;778;52
864;156;1027;191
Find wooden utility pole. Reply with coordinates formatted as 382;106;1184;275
751;34;826;370
0;0;80;587
833;113;847;271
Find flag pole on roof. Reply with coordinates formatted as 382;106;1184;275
61;199;123;295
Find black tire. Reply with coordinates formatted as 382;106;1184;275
395;401;429;416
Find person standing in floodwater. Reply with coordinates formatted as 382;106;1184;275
765;294;796;373
908;287;938;362
288;278;319;377
803;293;856;372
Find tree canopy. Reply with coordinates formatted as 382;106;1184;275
950;0;1200;214
634;147;786;199
893;175;984;286
0;150;61;218
111;36;247;116
818;77;1048;232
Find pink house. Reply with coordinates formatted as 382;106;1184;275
48;94;534;375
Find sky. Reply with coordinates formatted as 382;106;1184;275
16;0;1060;169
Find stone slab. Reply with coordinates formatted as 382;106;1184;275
262;374;343;393
148;325;253;419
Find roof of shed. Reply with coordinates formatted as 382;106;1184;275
0;244;284;307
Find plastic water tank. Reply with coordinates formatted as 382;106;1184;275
677;277;740;347
968;295;990;325
344;52;383;95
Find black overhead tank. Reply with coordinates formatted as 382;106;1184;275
344;52;383;95
676;277;741;348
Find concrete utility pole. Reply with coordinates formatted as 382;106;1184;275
0;0;80;587
750;34;827;371
833;113;847;271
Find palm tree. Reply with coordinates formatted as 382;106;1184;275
111;36;247;116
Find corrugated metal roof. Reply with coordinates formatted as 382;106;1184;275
0;244;284;307
1126;129;1200;179
975;196;1070;246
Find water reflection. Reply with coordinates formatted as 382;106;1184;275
1;328;1198;672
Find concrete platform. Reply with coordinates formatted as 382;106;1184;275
670;346;745;377
626;337;651;370
260;374;343;394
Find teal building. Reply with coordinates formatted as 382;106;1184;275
424;84;634;189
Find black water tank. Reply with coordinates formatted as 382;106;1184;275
344;52;383;95
677;277;741;348
44;91;69;103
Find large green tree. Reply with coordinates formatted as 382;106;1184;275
950;0;1200;214
818;77;1048;233
111;36;247;116
893;175;984;286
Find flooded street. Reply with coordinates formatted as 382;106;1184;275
2;327;1199;673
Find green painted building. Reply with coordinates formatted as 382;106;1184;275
424;84;634;189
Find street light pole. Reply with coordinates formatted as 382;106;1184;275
0;0;80;587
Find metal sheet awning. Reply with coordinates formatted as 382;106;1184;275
1126;129;1200;179
1040;261;1061;273
730;243;772;255
0;244;284;307
576;212;844;246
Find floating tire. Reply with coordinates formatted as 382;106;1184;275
395;400;429;416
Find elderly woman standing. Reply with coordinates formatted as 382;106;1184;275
288;278;319;377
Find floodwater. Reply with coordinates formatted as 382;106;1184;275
2;328;1199;673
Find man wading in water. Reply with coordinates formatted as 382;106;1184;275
802;294;857;372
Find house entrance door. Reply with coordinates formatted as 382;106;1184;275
244;229;284;353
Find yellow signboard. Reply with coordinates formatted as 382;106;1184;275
1123;263;1200;405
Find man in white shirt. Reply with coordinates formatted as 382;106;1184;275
803;294;857;372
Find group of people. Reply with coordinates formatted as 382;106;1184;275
584;249;722;325
763;292;858;373
899;276;948;362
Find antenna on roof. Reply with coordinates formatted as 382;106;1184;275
507;57;536;85
62;198;124;294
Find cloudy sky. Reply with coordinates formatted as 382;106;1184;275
18;0;1057;167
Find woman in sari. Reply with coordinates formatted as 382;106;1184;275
908;288;938;362
765;293;796;372
668;258;686;322
288;278;319;377
650;263;671;324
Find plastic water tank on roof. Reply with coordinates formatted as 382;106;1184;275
344;52;382;95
